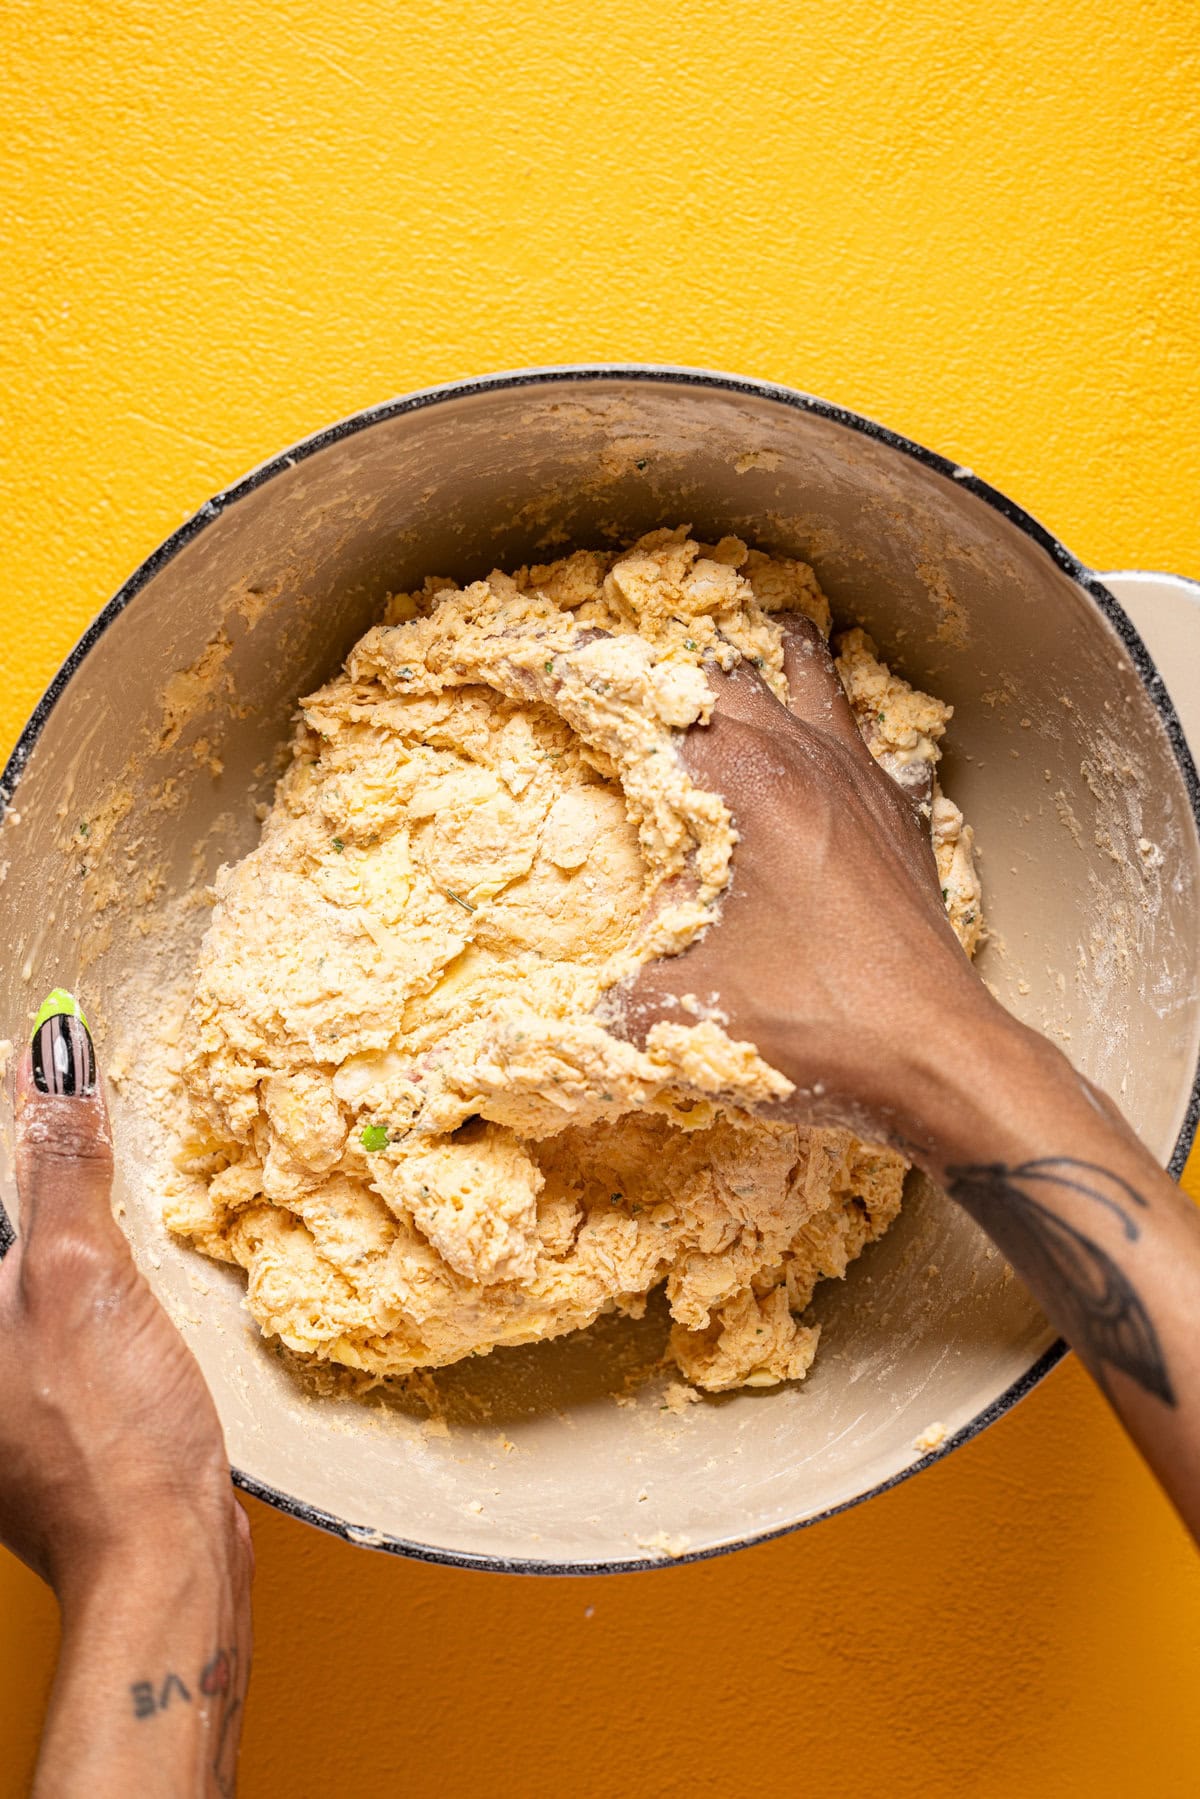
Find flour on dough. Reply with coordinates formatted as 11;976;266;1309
165;529;981;1391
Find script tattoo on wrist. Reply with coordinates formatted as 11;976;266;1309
945;1156;1176;1408
130;1644;242;1796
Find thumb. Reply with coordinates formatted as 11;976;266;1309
14;991;117;1253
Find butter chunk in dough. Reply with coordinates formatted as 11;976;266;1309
167;529;981;1392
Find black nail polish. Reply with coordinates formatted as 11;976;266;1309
31;989;97;1097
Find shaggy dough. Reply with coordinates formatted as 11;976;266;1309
166;529;981;1391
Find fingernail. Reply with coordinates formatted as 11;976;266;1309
31;989;97;1097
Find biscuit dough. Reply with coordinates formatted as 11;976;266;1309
166;530;981;1391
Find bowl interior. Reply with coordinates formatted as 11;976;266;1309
3;371;1197;1568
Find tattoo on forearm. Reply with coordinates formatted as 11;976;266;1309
130;1644;242;1796
946;1157;1176;1408
130;1673;189;1717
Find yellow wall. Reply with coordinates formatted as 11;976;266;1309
2;3;1199;1793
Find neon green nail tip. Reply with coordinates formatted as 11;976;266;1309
33;988;89;1035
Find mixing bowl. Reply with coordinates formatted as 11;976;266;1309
3;366;1199;1571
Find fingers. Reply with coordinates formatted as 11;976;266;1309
886;754;935;814
776;612;874;757
675;615;874;804
776;617;937;821
14;993;118;1254
683;615;871;756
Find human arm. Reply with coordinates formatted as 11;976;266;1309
1;999;253;1796
624;619;1200;1539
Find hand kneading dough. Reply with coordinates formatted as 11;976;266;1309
166;529;981;1392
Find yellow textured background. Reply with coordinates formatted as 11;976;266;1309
2;2;1199;1793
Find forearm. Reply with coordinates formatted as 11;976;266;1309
627;641;1200;1535
35;1516;252;1798
908;1006;1200;1540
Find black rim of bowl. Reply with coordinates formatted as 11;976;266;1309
3;363;1198;1575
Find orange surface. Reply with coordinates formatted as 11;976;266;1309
2;3;1199;1794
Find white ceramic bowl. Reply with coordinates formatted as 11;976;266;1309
3;367;1198;1570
